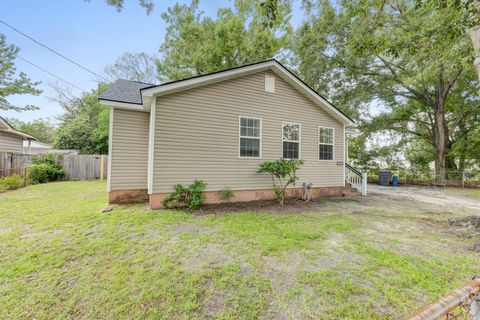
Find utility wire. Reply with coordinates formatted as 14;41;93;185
17;55;85;91
0;19;108;81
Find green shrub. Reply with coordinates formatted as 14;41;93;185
0;174;24;192
163;180;207;210
218;187;234;203
28;155;65;184
257;159;304;205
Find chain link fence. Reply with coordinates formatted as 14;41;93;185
365;169;480;188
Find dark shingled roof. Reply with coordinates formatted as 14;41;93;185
99;79;154;105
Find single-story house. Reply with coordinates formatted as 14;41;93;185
99;60;365;209
22;140;80;155
0;116;36;153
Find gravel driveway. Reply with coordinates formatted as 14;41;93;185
368;184;480;214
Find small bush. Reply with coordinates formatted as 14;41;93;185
257;159;304;205
163;180;207;210
0;174;24;192
218;187;234;203
28;155;65;184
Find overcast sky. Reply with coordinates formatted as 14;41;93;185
0;1;304;123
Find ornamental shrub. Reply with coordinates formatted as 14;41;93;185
163;180;207;210
28;155;65;184
257;159;304;205
218;187;234;202
0;174;24;192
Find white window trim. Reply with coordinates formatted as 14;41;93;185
281;121;301;159
238;116;262;159
318;126;335;161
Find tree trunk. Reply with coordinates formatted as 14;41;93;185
470;27;480;83
434;98;448;179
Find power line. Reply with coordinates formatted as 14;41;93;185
0;19;108;81
17;55;85;91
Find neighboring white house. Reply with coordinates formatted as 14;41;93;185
99;60;366;208
0;116;36;153
22;140;79;155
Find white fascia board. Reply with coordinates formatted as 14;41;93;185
99;99;146;112
141;60;355;126
141;61;275;98
268;63;355;126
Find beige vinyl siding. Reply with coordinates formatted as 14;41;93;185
109;108;149;190
0;131;23;153
152;71;344;193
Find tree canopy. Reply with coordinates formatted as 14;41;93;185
294;0;479;177
156;0;292;81
0;34;41;112
53;84;109;154
104;52;159;84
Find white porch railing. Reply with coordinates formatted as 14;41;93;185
345;163;367;196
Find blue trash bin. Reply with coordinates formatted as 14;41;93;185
379;171;391;186
392;175;398;186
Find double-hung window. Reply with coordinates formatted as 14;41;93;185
282;122;300;159
319;127;334;160
239;117;261;158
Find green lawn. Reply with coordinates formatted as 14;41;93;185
0;181;478;319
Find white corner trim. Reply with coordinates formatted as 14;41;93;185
343;124;346;187
107;108;114;192
147;99;156;194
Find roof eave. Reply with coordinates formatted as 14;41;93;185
99;99;147;111
98;60;356;126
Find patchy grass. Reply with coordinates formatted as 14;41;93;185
447;187;480;198
0;181;478;319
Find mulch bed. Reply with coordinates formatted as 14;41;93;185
190;197;350;215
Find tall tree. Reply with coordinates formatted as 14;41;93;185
157;0;292;81
295;0;478;178
86;0;154;14
0;34;41;111
5;118;56;144
54;84;109;154
104;52;159;84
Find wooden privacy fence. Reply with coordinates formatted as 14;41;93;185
0;152;108;181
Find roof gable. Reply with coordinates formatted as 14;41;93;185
98;60;355;126
0;117;36;140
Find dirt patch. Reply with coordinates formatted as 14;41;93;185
449;216;480;229
178;243;235;271
447;215;480;240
